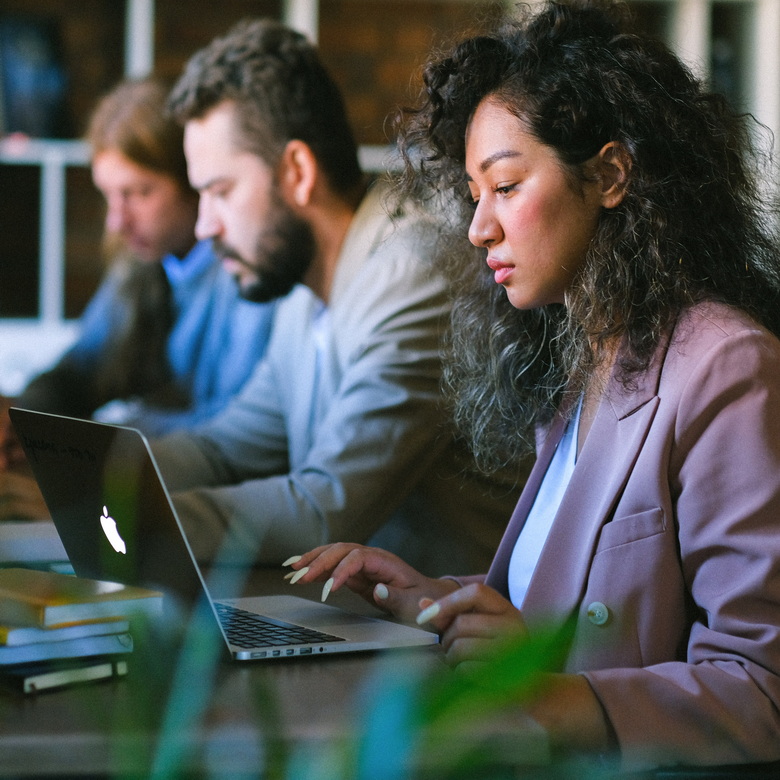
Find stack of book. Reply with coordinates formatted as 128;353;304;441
0;567;162;693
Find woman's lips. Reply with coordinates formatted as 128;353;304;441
487;257;513;285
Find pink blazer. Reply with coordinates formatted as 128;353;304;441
477;302;780;769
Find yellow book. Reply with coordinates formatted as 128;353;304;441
0;568;162;628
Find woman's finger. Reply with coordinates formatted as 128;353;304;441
442;636;496;667
416;583;514;628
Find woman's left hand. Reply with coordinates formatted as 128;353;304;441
418;584;613;752
416;582;528;667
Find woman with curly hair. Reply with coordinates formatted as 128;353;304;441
284;1;780;769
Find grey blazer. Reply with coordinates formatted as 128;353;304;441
470;302;780;769
151;181;519;576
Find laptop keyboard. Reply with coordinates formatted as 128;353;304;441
214;602;346;649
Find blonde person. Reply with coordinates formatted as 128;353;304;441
0;78;275;520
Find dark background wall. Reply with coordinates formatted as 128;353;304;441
0;0;661;318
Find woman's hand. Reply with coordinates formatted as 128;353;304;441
283;542;460;623
0;472;49;520
416;582;528;667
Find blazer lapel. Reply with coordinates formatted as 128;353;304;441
495;335;670;631
485;412;567;597
521;392;659;630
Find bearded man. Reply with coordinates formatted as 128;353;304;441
151;18;519;576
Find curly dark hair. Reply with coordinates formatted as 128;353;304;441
399;0;780;473
168;18;363;201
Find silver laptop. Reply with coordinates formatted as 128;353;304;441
9;408;438;661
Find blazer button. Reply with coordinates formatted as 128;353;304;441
586;602;610;626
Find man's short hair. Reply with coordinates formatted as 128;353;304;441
168;18;363;196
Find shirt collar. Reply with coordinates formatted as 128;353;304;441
161;239;215;284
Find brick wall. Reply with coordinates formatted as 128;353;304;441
319;0;505;145
0;0;520;317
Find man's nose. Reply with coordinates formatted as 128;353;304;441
194;196;220;240
105;197;130;234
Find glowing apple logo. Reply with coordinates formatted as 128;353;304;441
100;505;127;554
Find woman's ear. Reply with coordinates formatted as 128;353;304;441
595;141;630;209
278;139;318;208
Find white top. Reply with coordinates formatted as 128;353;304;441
508;398;582;607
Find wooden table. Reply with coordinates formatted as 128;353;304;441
0;569;550;778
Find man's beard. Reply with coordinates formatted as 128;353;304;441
214;196;316;304
102;230;154;264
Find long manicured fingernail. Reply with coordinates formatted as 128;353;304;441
375;583;389;600
416;602;440;625
289;567;309;584
283;571;296;580
321;578;334;602
282;555;302;567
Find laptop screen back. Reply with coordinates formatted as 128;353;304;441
9;407;205;611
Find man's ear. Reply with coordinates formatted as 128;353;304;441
594;141;631;209
279;140;318;208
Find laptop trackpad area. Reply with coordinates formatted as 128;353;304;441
220;594;438;647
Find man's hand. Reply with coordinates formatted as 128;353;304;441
0;472;49;520
0;397;25;472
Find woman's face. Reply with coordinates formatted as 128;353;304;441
92;149;197;262
465;97;604;310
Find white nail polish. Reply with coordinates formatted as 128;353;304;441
321;578;334;602
416;603;440;625
289;567;309;584
283;571;296;580
282;555;302;567
375;583;389;600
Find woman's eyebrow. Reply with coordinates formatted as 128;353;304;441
478;149;522;174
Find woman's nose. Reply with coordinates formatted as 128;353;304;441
468;200;500;248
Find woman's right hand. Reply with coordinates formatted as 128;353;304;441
283;543;460;623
